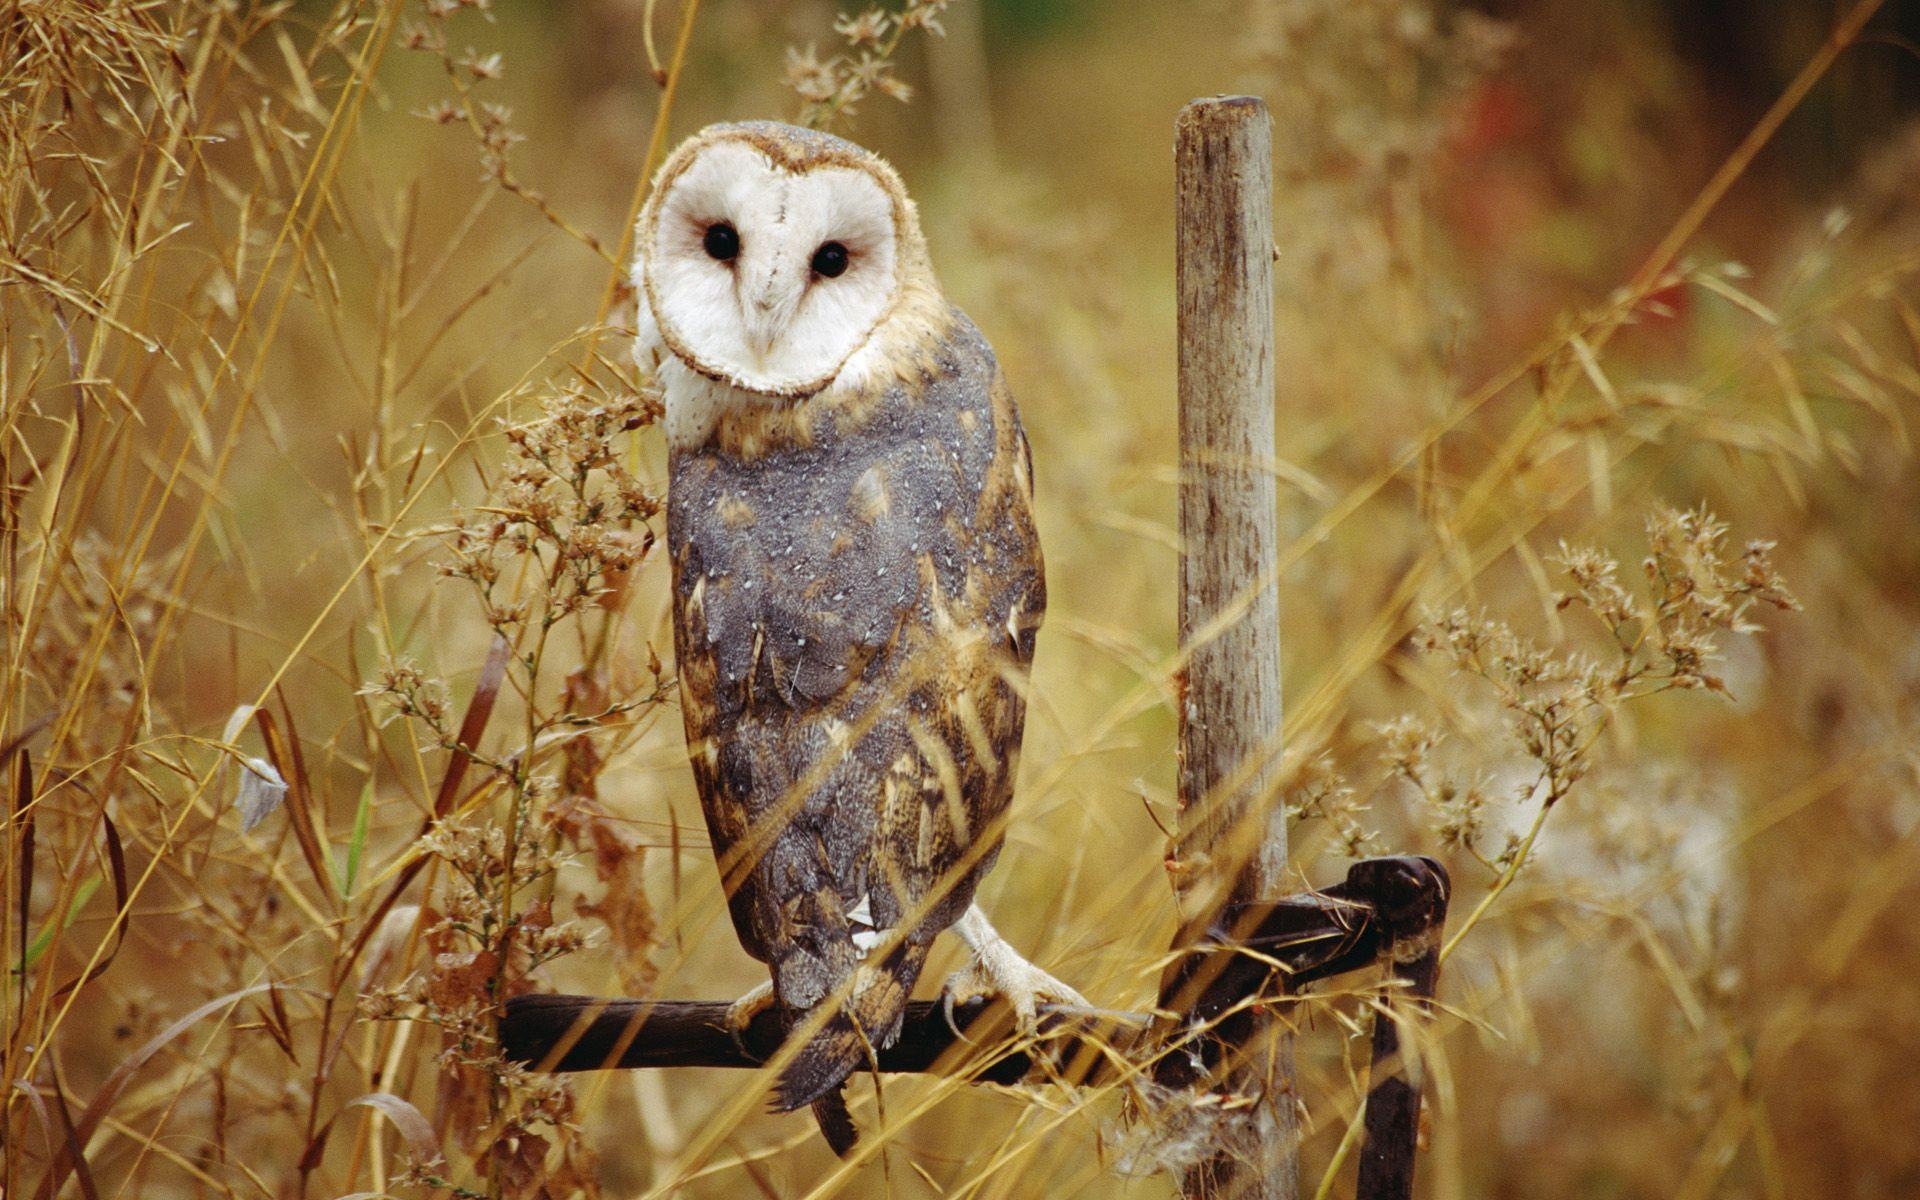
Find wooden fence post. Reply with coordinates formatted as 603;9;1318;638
1171;95;1295;1200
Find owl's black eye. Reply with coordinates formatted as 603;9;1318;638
703;223;739;262
811;241;849;279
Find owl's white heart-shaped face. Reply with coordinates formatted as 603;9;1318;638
638;134;907;398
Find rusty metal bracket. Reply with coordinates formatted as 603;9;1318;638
1152;855;1451;1200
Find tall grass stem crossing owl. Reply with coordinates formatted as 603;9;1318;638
632;121;1086;1154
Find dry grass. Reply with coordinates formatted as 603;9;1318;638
4;0;1919;1197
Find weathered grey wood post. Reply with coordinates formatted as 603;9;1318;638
1170;96;1296;1200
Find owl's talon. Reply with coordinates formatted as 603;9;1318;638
941;987;970;1042
943;905;1088;1040
725;980;776;1060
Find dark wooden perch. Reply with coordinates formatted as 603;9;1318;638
501;992;1144;1084
502;856;1450;1200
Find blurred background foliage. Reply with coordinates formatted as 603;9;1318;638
5;0;1920;1197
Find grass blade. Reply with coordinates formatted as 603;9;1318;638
34;982;283;1200
346;1092;445;1169
0;712;56;768
47;1063;102;1200
433;632;512;820
53;810;130;997
20;874;101;974
340;781;372;898
339;634;512;980
13;749;33;981
11;1077;58;1162
254;707;340;906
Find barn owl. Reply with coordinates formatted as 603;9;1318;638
631;121;1086;1154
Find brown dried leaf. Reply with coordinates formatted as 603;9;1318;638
544;1135;606;1200
554;795;657;992
428;948;500;1010
495;1130;551;1199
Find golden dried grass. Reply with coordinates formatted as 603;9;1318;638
4;1;1918;1197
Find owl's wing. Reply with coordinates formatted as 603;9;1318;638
669;314;1041;1114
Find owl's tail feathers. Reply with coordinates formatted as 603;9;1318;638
769;946;929;1156
769;1005;871;1111
769;1007;871;1158
810;1087;860;1157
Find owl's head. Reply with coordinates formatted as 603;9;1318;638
633;122;931;399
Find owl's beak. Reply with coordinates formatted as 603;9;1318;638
743;299;784;359
739;265;799;362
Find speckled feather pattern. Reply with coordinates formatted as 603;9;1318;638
668;309;1042;1120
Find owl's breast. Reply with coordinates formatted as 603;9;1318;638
668;433;978;720
667;314;1020;723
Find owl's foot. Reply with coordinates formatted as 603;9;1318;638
725;980;776;1058
942;904;1088;1039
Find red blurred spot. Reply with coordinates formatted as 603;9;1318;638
1453;80;1532;158
1640;279;1693;328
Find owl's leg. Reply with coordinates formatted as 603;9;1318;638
942;904;1088;1037
725;979;776;1056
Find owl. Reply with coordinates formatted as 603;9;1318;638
631;122;1085;1155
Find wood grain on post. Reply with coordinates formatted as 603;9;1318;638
1171;95;1296;1200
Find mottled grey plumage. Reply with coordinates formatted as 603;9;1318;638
669;311;1042;1126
